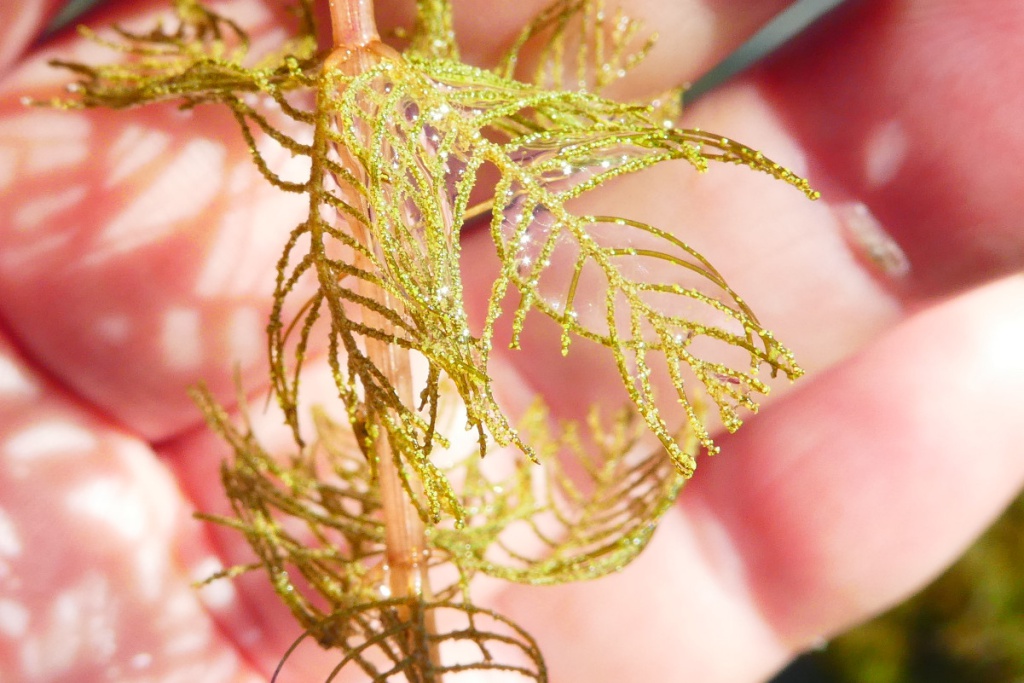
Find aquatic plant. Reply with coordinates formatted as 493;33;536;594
47;0;816;678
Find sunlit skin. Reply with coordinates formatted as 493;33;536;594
0;1;1023;682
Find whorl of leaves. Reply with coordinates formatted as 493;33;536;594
49;0;812;515
49;1;816;680
194;388;689;682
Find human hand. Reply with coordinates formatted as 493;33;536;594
1;1;1022;681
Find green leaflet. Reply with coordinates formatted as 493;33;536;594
276;50;809;520
192;391;691;646
273;597;546;681
431;401;693;585
496;0;655;91
48;0;816;679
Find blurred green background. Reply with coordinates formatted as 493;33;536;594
775;495;1024;683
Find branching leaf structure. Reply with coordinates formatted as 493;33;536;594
49;0;817;679
496;0;655;92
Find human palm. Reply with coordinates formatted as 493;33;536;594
1;1;1022;681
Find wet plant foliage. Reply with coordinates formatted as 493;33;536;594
49;0;817;679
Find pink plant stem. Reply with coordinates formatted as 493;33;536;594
325;0;440;666
327;0;380;48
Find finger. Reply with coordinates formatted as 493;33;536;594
0;0;315;441
690;273;1024;648
467;0;1024;425
489;507;793;683
0;0;66;74
489;274;1024;683
754;0;1024;296
0;332;260;682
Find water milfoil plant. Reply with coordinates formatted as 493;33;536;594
47;0;817;679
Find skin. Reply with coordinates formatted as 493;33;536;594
0;0;1022;681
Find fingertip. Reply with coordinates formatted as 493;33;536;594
0;1;320;441
692;273;1024;646
754;0;1024;295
